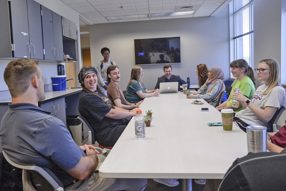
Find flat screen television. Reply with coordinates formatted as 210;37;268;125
134;37;181;65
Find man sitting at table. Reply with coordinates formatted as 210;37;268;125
155;64;186;90
0;58;146;191
78;66;139;147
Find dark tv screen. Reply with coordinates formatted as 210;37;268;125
134;37;181;65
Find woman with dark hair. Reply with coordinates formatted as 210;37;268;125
217;59;256;112
106;65;141;109
197;64;209;87
125;65;159;103
234;58;286;131
188;68;225;106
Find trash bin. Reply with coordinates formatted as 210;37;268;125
67;116;82;145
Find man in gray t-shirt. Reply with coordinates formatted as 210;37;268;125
0;58;146;190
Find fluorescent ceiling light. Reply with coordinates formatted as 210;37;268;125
107;14;147;21
170;10;195;16
80;31;89;35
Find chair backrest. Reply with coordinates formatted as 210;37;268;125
218;152;286;191
272;107;286;131
2;151;64;191
77;115;96;144
268;106;285;132
214;90;225;107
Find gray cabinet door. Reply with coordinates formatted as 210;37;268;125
42;6;63;61
53;13;63;61
10;0;30;58
27;0;43;59
42;6;54;60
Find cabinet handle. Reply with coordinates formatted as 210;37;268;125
25;44;30;58
30;43;35;57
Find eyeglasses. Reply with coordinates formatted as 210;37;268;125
255;68;269;72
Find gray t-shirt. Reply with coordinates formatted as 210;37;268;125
236;84;286;126
0;103;84;186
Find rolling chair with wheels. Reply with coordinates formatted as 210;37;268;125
2;150;64;191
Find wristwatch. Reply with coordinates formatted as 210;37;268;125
245;99;250;106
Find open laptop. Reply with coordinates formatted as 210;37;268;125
159;82;179;93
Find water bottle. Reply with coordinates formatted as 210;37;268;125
135;112;145;138
187;77;190;90
246;125;267;153
232;88;240;108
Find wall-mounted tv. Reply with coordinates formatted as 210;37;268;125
134;37;181;65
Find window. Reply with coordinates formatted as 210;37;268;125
229;0;254;66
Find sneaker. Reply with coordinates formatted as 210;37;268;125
153;179;180;187
194;179;206;185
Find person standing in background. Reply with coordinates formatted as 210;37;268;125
197;64;209;87
98;47;116;86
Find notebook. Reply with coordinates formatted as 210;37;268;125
159;82;179;93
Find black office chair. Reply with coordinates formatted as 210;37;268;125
218;152;286;191
2;151;64;191
272;107;286;131
77;115;96;144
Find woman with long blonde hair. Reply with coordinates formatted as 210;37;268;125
234;58;286;131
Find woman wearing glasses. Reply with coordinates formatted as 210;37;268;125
234;58;286;131
217;59;256;112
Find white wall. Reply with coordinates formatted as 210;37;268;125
89;6;230;89
253;0;285;83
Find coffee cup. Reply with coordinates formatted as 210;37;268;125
221;109;234;131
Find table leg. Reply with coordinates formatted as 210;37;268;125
182;179;192;191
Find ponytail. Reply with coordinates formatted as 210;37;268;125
246;66;255;86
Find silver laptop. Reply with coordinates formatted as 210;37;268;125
159;82;179;93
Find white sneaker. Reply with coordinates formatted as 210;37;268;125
153;179;180;187
194;179;206;185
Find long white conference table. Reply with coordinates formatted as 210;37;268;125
99;93;247;189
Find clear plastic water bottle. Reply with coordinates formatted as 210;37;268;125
135;111;145;138
232;88;240;108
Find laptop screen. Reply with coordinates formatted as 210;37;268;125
159;82;179;93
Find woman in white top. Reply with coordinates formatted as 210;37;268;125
234;58;286;131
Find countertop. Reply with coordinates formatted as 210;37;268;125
0;88;82;104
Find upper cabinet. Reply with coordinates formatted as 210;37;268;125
0;0;43;59
0;0;64;61
62;18;77;40
42;6;64;61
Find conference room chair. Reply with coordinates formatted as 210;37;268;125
218;152;286;191
77;115;96;144
2;150;64;191
214;90;226;107
272;107;286;132
267;106;285;132
77;115;112;149
223;78;234;98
